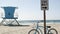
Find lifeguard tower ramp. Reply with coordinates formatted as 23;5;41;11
0;6;20;26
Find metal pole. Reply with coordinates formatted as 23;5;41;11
0;19;5;26
15;19;20;25
44;10;46;34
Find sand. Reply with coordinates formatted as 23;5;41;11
0;23;60;34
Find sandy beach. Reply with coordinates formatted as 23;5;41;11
0;23;60;34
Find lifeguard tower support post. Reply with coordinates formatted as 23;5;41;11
0;6;20;26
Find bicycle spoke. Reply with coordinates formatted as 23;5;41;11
49;30;57;34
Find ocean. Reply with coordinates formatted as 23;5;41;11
1;20;60;25
18;20;60;25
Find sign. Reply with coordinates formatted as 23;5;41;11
41;0;49;10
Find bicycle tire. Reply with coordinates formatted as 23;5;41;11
48;28;58;34
28;29;40;34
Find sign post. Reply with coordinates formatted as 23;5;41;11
44;10;46;34
41;0;49;34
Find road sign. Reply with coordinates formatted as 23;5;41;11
41;0;49;10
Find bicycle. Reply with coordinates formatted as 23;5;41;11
28;21;58;34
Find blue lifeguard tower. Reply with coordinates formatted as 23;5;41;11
0;6;20;26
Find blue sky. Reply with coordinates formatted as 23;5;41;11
0;0;60;20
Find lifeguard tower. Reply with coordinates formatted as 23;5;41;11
0;6;20;26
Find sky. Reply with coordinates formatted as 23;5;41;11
0;0;60;20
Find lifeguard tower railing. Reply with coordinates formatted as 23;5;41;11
0;6;20;26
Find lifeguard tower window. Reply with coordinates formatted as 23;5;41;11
8;12;10;16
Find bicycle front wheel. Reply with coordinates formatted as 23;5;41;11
28;29;40;34
48;28;58;34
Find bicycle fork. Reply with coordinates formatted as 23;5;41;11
34;23;39;34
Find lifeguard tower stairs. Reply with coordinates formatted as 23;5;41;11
0;6;20;26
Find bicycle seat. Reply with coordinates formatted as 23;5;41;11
47;26;51;28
